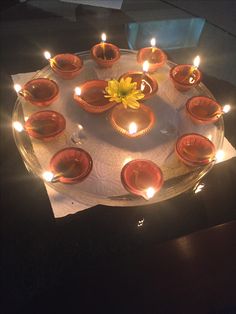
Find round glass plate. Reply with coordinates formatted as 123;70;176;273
12;49;224;206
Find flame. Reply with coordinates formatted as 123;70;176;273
42;171;54;182
101;33;106;42
145;187;156;199
128;122;137;134
44;51;51;60
223;104;231;113
14;84;22;93
150;38;156;47
74;87;81;96
142;60;149;73
12;121;24;132
193;55;200;68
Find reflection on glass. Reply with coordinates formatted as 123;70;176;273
126;18;205;50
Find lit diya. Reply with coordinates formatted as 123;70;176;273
49;147;93;184
110;103;155;138
170;56;201;92
137;38;167;73
121;159;163;199
73;80;116;113
175;133;216;167
14;78;59;107
186;96;224;124
105;77;155;137
24;110;66;141
91;33;120;68
44;51;83;80
119;61;158;100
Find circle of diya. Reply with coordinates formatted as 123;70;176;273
74;80;116;113
121;159;164;199
91;43;120;68
24;110;66;141
137;47;167;73
186;96;222;124
49;147;93;184
110;103;155;138
23;78;59;107
175;133;216;167
170;64;201;92
50;53;83;80
119;72;158;100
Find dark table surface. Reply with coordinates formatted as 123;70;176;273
1;1;236;313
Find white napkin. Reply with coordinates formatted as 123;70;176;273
11;69;236;218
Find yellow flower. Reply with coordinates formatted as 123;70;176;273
104;77;144;109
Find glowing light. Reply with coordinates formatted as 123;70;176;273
123;157;132;166
24;116;29;122
101;33;106;42
145;187;156;200
193;55;200;68
137;218;144;227
150;38;156;47
189;77;195;84
44;51;51;60
42;171;54;182
194;183;205;194
223;104;231;113
215;150;224;162
128;122;137;135
12;121;24;132
143;60;149;73
14;84;22;93
74;87;81;96
207;134;212;141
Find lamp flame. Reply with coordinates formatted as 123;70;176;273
101;33;106;42
145;187;156;200
193;55;200;68
223;104;231;113
143;60;149;73
12;121;24;132
14;84;22;93
42;171;54;182
128;122;137;135
150;38;156;47
74;87;81;96
215;150;224;163
44;51;51;60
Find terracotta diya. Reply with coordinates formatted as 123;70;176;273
170;64;201;92
119;71;158;100
186;96;222;124
121;159;164;199
49;147;93;184
91;35;120;68
21;78;59;107
24;110;66;141
110;103;155;138
175;133;216;167
137;47;167;73
50;53;83;80
74;80;116;113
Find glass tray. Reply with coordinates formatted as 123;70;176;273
12;49;224;206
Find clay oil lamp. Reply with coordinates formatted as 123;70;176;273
47;147;93;184
119;60;158;100
14;78;59;107
24;110;66;141
137;38;167;73
175;133;216;167
73;80;116;113
44;51;83;80
91;33;120;68
170;56;201;92
106;77;155;137
186;96;231;124
121;159;163;200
